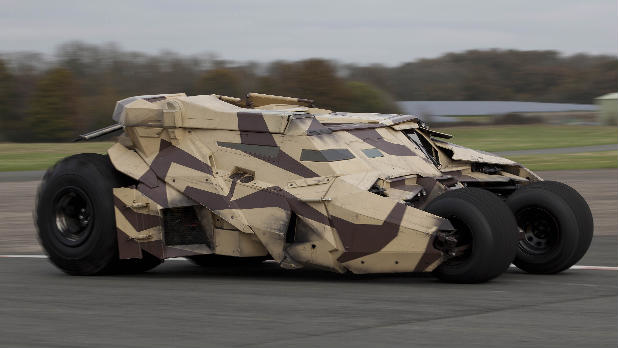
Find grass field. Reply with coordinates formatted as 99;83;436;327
436;124;617;152
0;142;112;172
0;125;616;171
509;151;617;171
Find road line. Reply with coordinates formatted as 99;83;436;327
569;265;618;271
509;264;618;271
1;254;616;271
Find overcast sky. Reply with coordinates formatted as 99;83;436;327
1;0;616;65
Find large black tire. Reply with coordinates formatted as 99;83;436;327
187;255;268;267
425;188;519;283
35;153;161;275
506;181;591;274
522;181;593;269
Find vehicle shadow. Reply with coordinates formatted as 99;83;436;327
115;259;441;284
97;259;579;286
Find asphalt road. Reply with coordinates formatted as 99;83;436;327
0;169;616;347
0;251;616;348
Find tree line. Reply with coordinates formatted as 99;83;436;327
348;49;616;103
0;42;615;141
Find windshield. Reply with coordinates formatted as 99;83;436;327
405;130;441;167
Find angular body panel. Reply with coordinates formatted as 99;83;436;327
107;93;539;273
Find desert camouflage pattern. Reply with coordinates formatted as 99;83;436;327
107;93;540;274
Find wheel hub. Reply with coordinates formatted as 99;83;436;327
53;186;93;246
516;207;559;255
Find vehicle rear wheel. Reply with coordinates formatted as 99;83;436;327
425;188;519;283
506;182;588;274
35;153;162;275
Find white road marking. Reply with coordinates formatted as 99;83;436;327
0;254;616;271
568;265;618;271
507;264;618;271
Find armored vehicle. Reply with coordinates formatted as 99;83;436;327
34;93;593;283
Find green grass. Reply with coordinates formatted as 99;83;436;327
436;125;617;152
0;142;112;172
1;125;617;172
509;151;618;171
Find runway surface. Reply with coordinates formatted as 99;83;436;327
0;253;616;348
0;169;616;347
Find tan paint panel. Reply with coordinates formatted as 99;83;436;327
106;92;536;274
434;140;517;165
108;142;150;181
214;227;274;257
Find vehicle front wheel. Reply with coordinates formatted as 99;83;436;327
506;181;591;274
425;188;519;283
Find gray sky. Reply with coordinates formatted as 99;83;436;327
1;0;616;65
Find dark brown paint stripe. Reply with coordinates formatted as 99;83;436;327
150;139;213;179
183;182;330;226
113;196;162;232
237;112;271;133
334;203;407;263
412;235;443;272
348;128;416;157
218;142;280;158
116;227;142;259
233;114;320;178
139;240;165;259
136;180;169;208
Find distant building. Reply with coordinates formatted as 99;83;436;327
595;93;618;125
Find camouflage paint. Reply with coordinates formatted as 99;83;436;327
107;92;538;274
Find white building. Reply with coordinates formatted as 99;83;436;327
595;93;618;125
